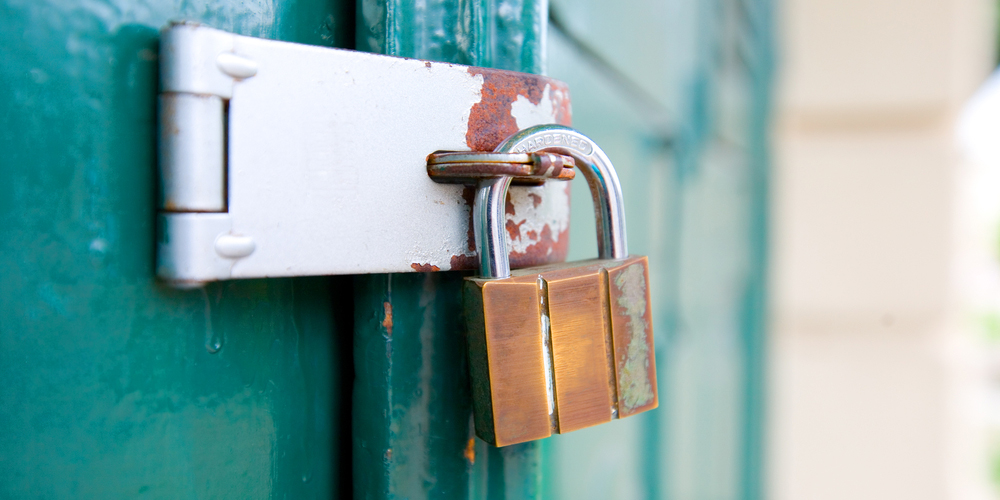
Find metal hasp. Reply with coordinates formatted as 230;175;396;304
157;23;572;286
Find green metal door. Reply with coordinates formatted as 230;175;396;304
1;1;355;497
1;0;771;498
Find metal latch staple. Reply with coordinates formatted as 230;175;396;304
427;151;576;185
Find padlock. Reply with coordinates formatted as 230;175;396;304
465;124;658;447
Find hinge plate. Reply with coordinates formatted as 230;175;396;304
157;23;573;286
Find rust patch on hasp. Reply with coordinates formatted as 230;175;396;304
505;196;516;216
450;253;478;270
505;219;526;241
452;224;569;271
449;186;480;271
528;193;543;208
462;186;477;252
466;68;572;151
452;189;570;270
553;86;572;127
410;263;441;272
509;224;569;269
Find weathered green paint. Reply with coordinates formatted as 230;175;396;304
0;0;353;497
546;0;772;497
358;0;546;71
1;0;771;497
353;273;473;498
352;273;547;499
352;1;547;498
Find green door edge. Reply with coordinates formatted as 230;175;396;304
351;1;550;498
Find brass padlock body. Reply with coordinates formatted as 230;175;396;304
466;256;658;447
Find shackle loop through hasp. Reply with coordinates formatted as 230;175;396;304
473;125;629;279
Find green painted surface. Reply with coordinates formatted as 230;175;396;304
352;273;473;498
358;0;546;71
1;0;771;497
352;1;547;498
352;273;546;500
0;0;353;498
546;0;773;497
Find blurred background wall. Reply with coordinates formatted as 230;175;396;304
770;0;997;498
550;0;771;496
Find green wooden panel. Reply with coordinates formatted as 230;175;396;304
352;1;548;498
0;1;354;498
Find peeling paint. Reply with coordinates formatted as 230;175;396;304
410;263;441;272
423;67;575;273
613;264;654;411
517;224;569;265
505;219;526;240
461;186;477;253
505;183;570;256
465;68;571;152
528;193;542;208
510;84;573;133
449;182;570;271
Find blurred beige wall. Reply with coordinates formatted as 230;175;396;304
770;0;996;498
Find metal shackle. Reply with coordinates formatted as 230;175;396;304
473;124;629;279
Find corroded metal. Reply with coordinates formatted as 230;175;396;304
466;69;573;152
426;151;575;185
428;152;537;164
446;183;572;272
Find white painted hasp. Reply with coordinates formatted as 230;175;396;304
157;23;572;285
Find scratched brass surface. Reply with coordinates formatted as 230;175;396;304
467;256;658;447
606;257;658;417
542;267;615;433
465;279;552;447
